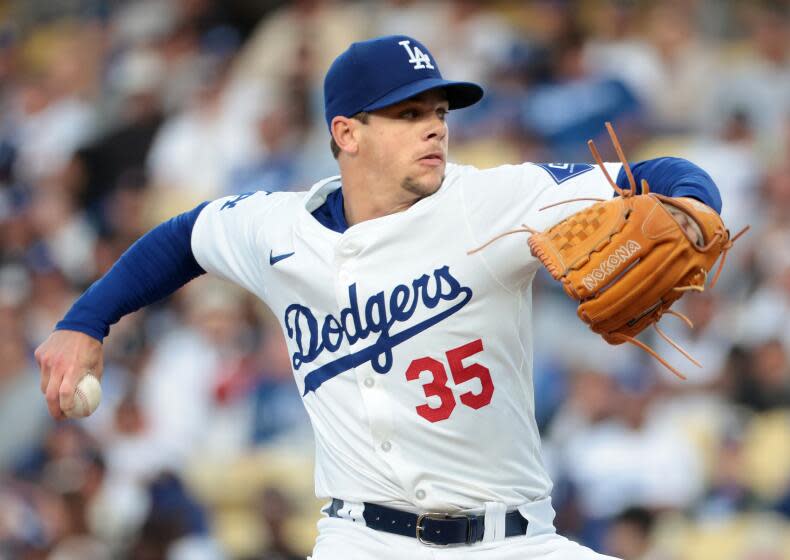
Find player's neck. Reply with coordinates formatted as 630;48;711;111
341;174;421;226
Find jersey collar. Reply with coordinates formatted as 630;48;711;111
304;175;342;213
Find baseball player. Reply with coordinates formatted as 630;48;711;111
36;36;721;558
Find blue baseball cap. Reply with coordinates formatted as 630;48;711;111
324;35;484;129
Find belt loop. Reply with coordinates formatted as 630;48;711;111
336;499;366;525
482;502;507;542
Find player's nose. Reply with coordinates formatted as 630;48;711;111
423;115;447;142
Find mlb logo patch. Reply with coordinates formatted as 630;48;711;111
535;163;594;184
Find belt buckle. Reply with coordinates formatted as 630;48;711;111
415;512;469;547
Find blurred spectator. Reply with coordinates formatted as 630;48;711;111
519;27;642;160
0;480;68;559
231;0;369;89
256;487;302;560
548;369;704;549
709;2;790;162
23;253;78;345
4;21;100;182
48;461;112;560
102;390;158;483
642;2;721;133
735;241;790;351
48;533;111;560
146;58;259;214
5;64;95;185
649;292;732;387
26;177;97;285
84;392;152;550
226;102;305;194
250;326;312;448
584;1;719;134
376;0;517;87
127;472;222;560
695;424;759;519
582;0;663;108
0;305;51;473
0;24;17;96
761;159;790;226
680;110;761;240
96;171;150;242
728;339;790;412
74;47;166;222
132;278;259;467
602;507;659;560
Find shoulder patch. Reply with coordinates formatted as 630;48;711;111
220;191;271;211
535;163;594;184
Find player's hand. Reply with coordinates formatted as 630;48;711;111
34;330;104;420
666;198;705;247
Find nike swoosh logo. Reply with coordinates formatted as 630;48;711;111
269;250;295;265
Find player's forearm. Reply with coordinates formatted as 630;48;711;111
616;157;722;213
56;202;210;341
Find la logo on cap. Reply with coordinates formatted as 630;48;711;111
399;39;434;70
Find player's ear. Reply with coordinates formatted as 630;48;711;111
331;116;359;156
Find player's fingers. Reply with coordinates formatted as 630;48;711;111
92;353;105;382
679;216;703;246
45;366;66;420
34;344;50;394
667;206;703;246
58;369;77;415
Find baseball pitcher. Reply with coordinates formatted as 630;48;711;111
36;36;733;558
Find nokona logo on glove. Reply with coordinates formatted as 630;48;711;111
581;240;641;291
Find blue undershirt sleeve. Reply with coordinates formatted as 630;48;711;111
55;202;210;342
616;157;722;214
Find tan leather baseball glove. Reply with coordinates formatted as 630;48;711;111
469;123;747;378
527;191;731;377
526;124;746;378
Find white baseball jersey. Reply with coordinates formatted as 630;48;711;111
190;161;622;518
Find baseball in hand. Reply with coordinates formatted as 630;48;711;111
64;374;102;419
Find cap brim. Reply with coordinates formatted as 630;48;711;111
362;78;484;113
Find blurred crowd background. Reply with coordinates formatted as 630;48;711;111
0;0;789;559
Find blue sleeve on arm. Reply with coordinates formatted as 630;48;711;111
56;202;210;341
616;157;722;214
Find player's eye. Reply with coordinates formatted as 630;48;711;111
436;108;448;121
400;109;419;119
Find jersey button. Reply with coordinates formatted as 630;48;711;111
340;244;359;257
363;378;374;388
380;441;392;452
415;489;426;500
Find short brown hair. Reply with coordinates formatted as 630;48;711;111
330;112;369;159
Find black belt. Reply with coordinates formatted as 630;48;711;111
326;498;528;547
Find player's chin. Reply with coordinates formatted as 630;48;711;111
414;163;445;191
402;172;443;197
